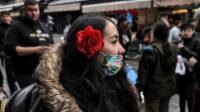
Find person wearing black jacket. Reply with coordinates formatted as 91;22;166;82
0;69;3;93
136;21;178;112
175;23;200;112
0;12;12;51
0;11;13;93
4;0;53;88
192;9;200;112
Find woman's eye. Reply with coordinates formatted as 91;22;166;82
110;35;119;44
112;40;117;44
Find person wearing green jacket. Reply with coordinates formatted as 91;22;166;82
136;21;178;112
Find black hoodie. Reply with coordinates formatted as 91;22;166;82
4;16;53;75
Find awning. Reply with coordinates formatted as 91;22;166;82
44;3;81;13
82;0;152;13
48;0;86;5
0;2;23;12
0;0;85;13
154;0;195;7
0;7;12;12
44;0;86;13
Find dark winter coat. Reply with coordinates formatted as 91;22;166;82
136;41;178;100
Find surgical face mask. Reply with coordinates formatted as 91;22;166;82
98;53;123;76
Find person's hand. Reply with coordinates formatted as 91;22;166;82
137;91;145;104
189;56;198;67
131;32;137;43
178;42;184;48
35;46;49;54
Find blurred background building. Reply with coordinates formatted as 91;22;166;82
0;0;200;33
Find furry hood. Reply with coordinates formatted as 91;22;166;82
36;40;81;112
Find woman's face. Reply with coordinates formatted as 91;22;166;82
100;21;125;55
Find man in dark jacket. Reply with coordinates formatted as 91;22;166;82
136;21;178;112
0;12;12;51
191;9;200;112
0;69;3;93
4;0;53;88
0;11;13;93
176;23;200;112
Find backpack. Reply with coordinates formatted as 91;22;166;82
5;83;48;112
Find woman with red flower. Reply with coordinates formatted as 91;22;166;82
5;15;139;112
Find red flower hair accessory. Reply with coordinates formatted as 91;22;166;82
76;25;104;59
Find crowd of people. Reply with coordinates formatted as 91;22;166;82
135;13;200;112
0;0;199;112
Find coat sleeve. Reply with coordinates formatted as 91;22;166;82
0;69;3;87
136;48;156;92
193;39;200;85
194;39;200;60
4;25;22;56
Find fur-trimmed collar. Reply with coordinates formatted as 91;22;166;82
36;40;81;112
